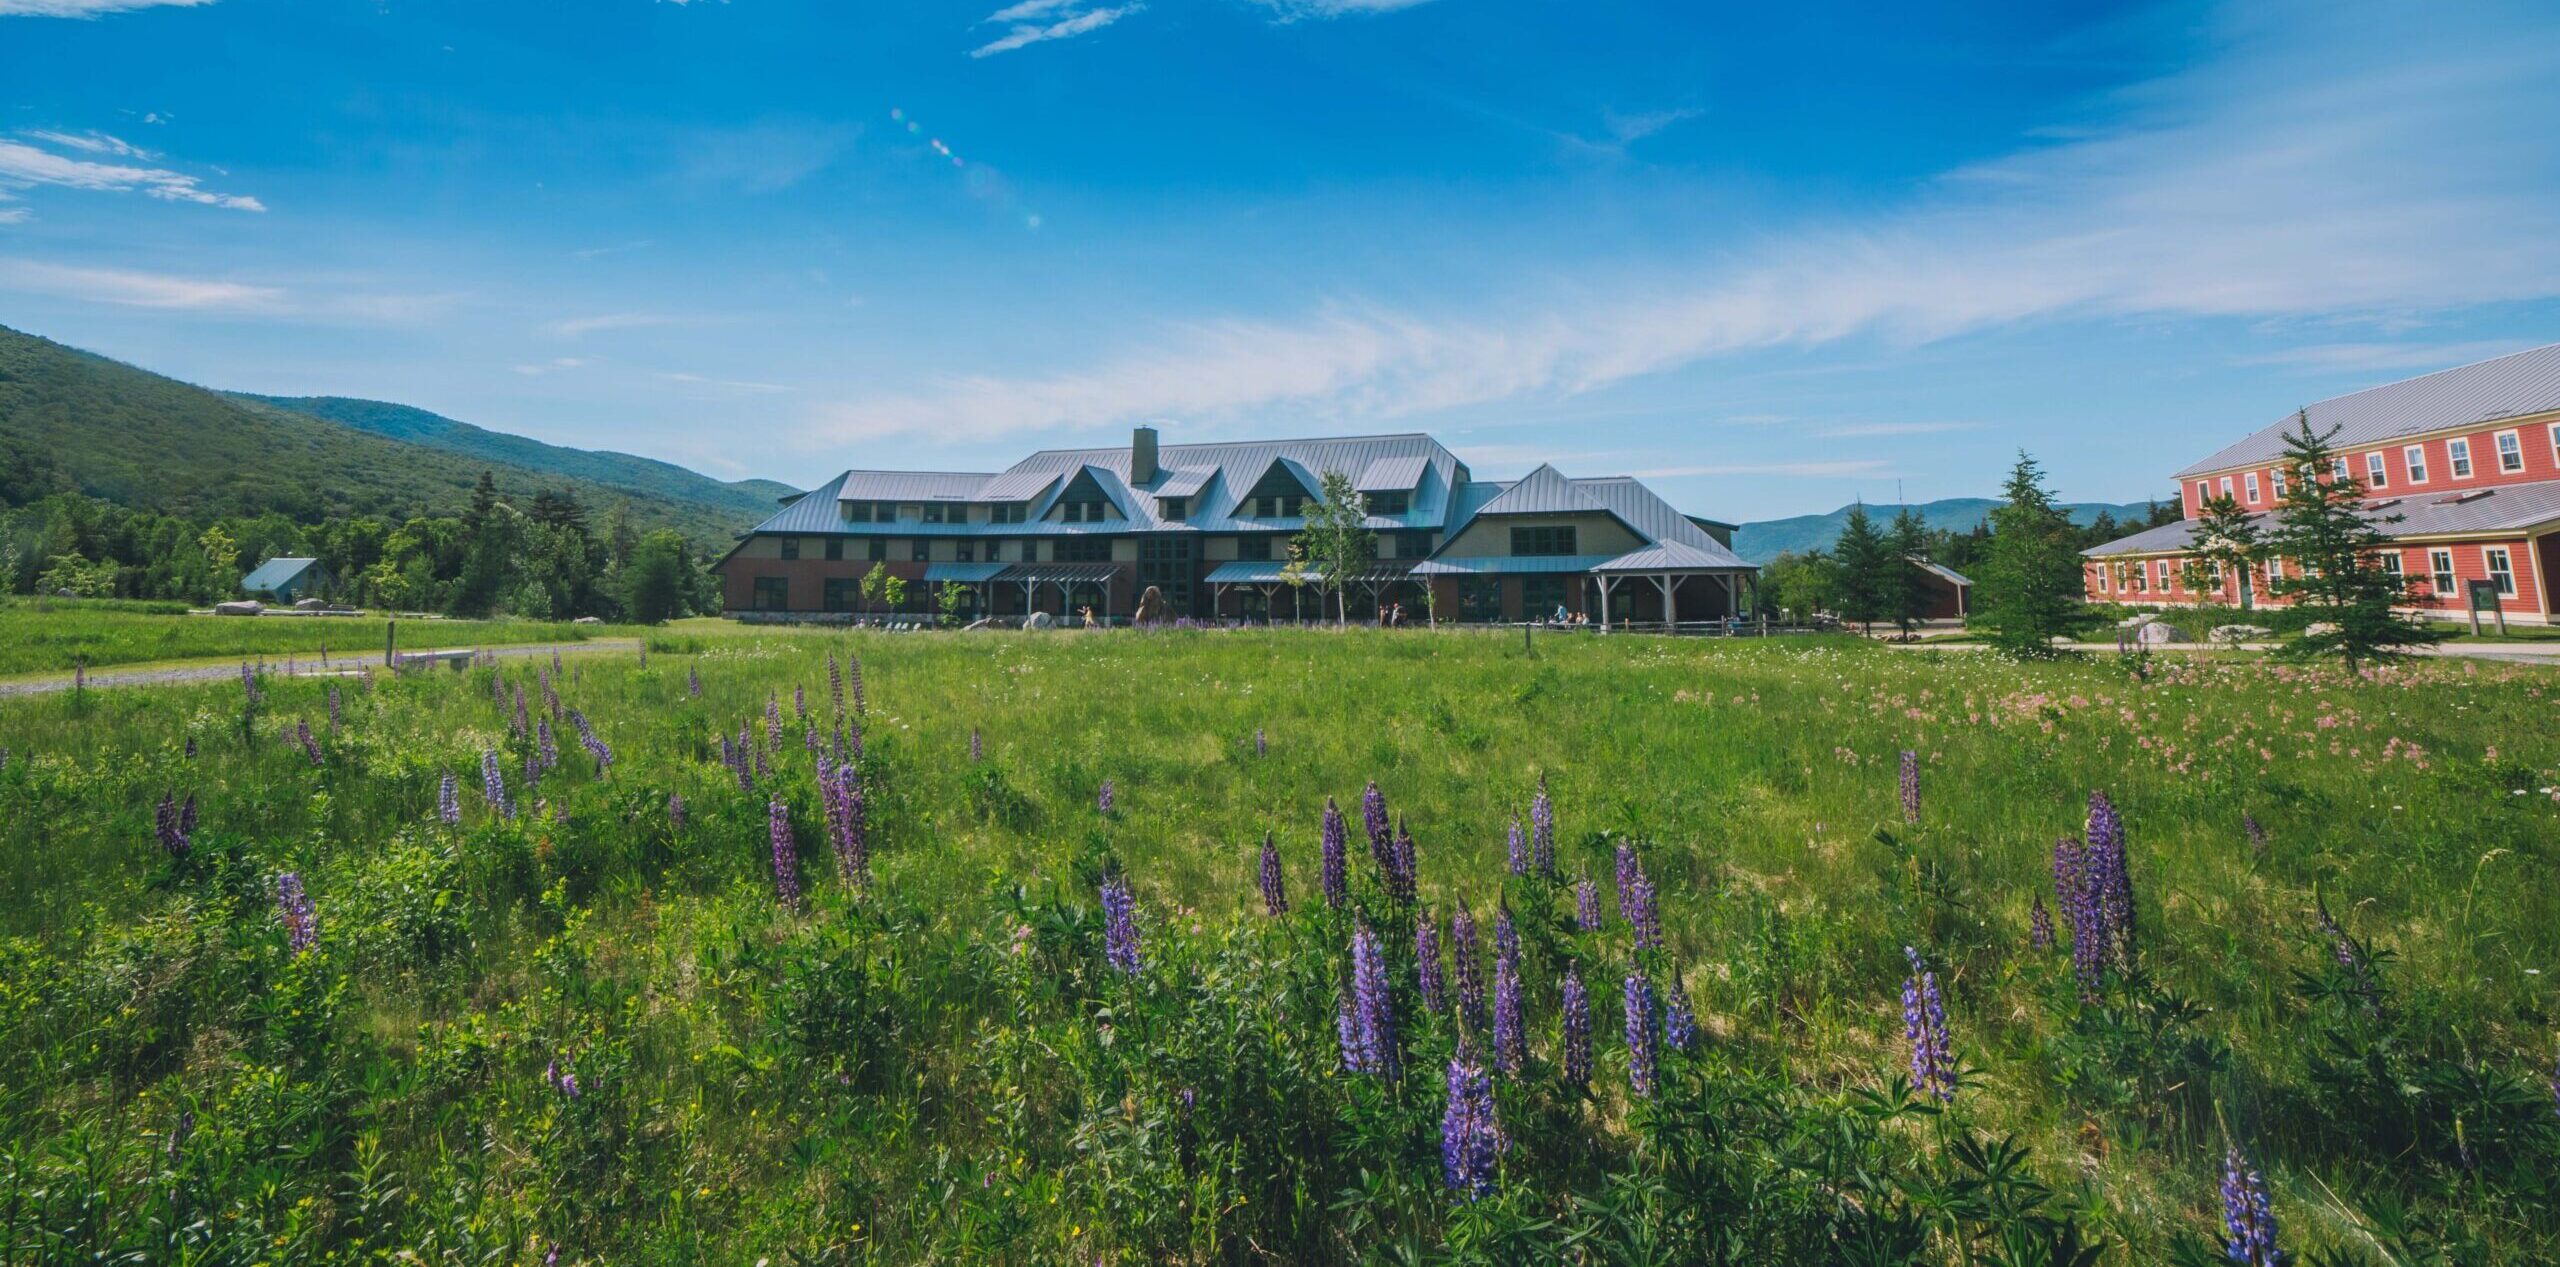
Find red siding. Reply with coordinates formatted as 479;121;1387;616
2185;417;2560;516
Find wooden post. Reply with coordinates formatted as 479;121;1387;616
385;619;396;667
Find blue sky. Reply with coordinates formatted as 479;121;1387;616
3;0;2558;520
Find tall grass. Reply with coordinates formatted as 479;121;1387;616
0;627;2552;1262
0;599;651;678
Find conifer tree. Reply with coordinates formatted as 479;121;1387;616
2262;412;2443;669
1974;450;2095;657
1885;504;1930;635
1830;502;1888;633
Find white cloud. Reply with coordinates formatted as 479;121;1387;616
22;129;149;158
514;357;594;376
658;371;793;394
815;3;2560;445
545;312;684;338
0;135;262;209
0;207;31;225
1637;461;1897;480
1814;422;1985;439
970;3;1141;57
1247;0;1438;20
2235;340;2535;374
0;0;215;16
984;0;1081;19
0;259;283;310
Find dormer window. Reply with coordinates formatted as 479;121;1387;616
1061;500;1108;523
989;503;1026;524
1158;497;1187;520
1368;491;1409;516
1252;495;1305;518
922;504;949;524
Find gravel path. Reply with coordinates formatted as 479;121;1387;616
0;639;642;699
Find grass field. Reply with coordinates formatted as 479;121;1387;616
0;598;684;680
1;626;2555;1263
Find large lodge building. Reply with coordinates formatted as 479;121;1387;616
2085;344;2560;624
716;428;1758;625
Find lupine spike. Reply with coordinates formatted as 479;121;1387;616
1320;797;1348;909
1349;921;1400;1079
1254;728;1266;758
1386;816;1418;905
1507;815;1527;877
2220;1144;2284;1267
438;773;461;826
275;872;317;955
1360;780;1389;854
1624;966;1660;1099
668;791;685;830
1901;946;1956;1101
688;664;703;698
1451;907;1487;1034
768;796;802;907
969;727;983;763
1662;968;1696;1051
1575;870;1603;932
1415;914;1446;1013
481;749;512;820
1097;779;1115;815
1898;750;1920;825
1492;954;1525;1074
2244;812;2268;854
1440;1057;1501;1199
1531;776;1555;877
1101;873;1141;974
1624;865;1661;951
2028;892;2054;952
1560;965;1592;1085
1614;841;1638;914
1258;832;1287;916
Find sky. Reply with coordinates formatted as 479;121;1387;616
3;0;2559;521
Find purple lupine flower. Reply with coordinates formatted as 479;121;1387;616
2244;812;2268;855
846;716;864;759
275;872;317;955
1624;966;1659;1099
1346;921;1400;1079
825;767;869;885
537;718;559;771
167;1110;194;1164
327;686;343;734
827;653;844;718
1254;728;1266;758
1662;967;1696;1051
1901;946;1956;1101
764;692;782;751
1450;907;1487;1033
1097;779;1116;815
568;709;613;773
74;660;86;691
512;686;529;739
1337;992;1360;1072
1258;832;1287;915
240;661;262;706
2220;1144;2283;1267
688;664;703;698
179;793;196;843
1494;903;1520;968
296;719;323;767
1898;750;1920;825
751;743;769;784
1560;965;1592;1085
1386;817;1418;905
969;727;983;763
438;773;461;826
1360;780;1390;855
668;792;685;831
1614;841;1638;915
2086;790;2135;964
794;684;808;722
1531;777;1556;877
1415;915;1447;1013
849;655;865;715
155;791;187;857
2029;892;2054;952
481;749;512;820
1492;954;1525;1075
524;751;542;801
1575;870;1603;932
1320;798;1348;909
1507;815;1527;877
1101;873;1141;975
768;796;803;907
545;1058;582;1100
1624;865;1662;952
1440;1056;1501;1199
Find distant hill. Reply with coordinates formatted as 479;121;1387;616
0;324;777;544
1732;497;2170;563
236;394;795;528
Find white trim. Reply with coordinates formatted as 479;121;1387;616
2429;547;2456;596
2403;444;2429;484
2364;451;2389;488
2244;472;2261;503
2485;546;2517;597
2449;437;2474;479
2494;428;2526;474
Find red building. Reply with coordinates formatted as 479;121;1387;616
2084;345;2560;624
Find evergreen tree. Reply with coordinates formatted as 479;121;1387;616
1830;502;1888;633
622;530;693;623
1885;505;1930;635
1292;469;1376;625
2262;412;2443;668
2182;493;2264;608
1974;450;2096;658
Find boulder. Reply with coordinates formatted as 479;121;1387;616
2134;621;2187;644
2210;623;2273;644
214;600;264;616
294;597;329;611
573;616;603;625
2303;622;2339;638
2117;613;2159;629
1024;611;1056;631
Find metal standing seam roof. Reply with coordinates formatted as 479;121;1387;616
2083;478;2560;556
837;470;997;502
922;562;1009;583
1151;466;1217;499
1356;454;1431;492
970;471;1062;503
1912;559;1973;588
241;557;319;591
1410;554;1621;576
2175;343;2560;479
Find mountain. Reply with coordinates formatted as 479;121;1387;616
236;394;795;528
0;324;776;543
1731;496;2170;563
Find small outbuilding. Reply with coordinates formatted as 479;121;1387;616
1909;557;1971;619
240;557;332;604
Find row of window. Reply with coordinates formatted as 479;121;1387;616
2095;546;2521;599
837;488;1428;526
774;531;1443;563
2194;422;2558;511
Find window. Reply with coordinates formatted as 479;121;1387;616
2486;547;2516;597
1511;526;1578;557
2154;559;2171;590
2364;452;2388;488
990;503;1027;525
1061;499;1109;523
2379;552;2403;583
867;538;889;562
779;537;801;560
1458;577;1503;622
2271;469;2288;500
822;578;860;612
1368;490;1409;516
2551;422;2560;468
1157;497;1187;521
752;576;789;611
1251;494;1307;518
2219;476;2236;499
1522;576;1568;619
2095;566;2110;593
2494;429;2524;473
921;504;948;524
2449;438;2473;478
1138;535;1198;617
2403;445;2429;484
985;540;1004;563
2128;562;2145;592
2244;473;2260;503
2195;481;2211;507
911;540;930;562
824;538;844;561
1235;535;1272;561
1055;537;1111;563
956;540;974;562
2331;458;2349;481
841;501;874;523
2429;548;2456;596
1395;531;1433;559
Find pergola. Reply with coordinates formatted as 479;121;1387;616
989;561;1125;621
1205;561;1315;622
1591;545;1759;630
922;562;1009;617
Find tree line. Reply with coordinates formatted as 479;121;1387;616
0;471;722;623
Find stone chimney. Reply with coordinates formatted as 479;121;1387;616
1131;425;1159;486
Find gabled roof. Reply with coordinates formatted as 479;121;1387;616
1912;558;1972;588
1468;464;1604;517
2176;343;2560;479
988;432;1465;533
1357;454;1430;493
971;471;1061;503
2084;478;2560;557
1153;466;1216;499
836;470;993;502
241;557;321;591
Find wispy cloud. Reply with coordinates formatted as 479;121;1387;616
21;129;149;158
514;357;593;376
545;311;685;338
1813;421;1985;439
814;4;2560;445
0;133;262;209
570;240;654;261
2234;340;2536;375
0;0;215;16
1247;0;1439;19
657;370;792;394
0;259;282;310
1637;460;1897;480
0;207;34;226
985;0;1082;19
670;121;854;194
970;3;1142;57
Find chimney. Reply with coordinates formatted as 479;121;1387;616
1131;424;1159;486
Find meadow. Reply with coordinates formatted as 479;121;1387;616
0;598;657;680
0;627;2554;1264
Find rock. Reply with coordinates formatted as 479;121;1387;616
2210;623;2273;644
1133;584;1169;625
2117;613;2159;628
2303;622;2339;638
214;600;264;616
1024;611;1055;630
2135;621;2187;644
573;616;603;625
294;597;329;611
